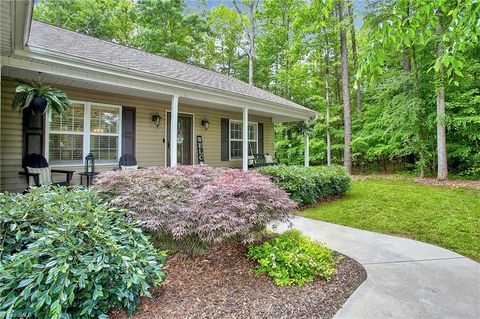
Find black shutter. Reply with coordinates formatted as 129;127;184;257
122;107;136;156
258;123;264;154
22;111;44;166
221;118;229;161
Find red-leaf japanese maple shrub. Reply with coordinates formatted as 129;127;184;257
94;165;296;254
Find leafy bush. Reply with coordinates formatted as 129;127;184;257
0;186;165;319
246;230;338;286
93;165;296;253
257;165;352;205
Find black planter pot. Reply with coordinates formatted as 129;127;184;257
30;97;47;113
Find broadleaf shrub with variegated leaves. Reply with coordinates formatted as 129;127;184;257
93;165;296;253
0;186;165;319
257;165;352;205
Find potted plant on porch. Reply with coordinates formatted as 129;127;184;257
11;79;72;117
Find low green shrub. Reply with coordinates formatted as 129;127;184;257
246;230;338;286
257;165;352;205
0;186;165;319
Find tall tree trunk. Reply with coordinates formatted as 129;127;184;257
402;47;411;72
347;0;362;116
247;7;255;85
339;1;352;174
411;45;425;178
248;52;254;85
333;46;342;104
325;37;332;166
233;0;257;85
436;9;448;180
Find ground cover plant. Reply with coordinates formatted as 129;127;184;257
0;186;165;319
257;165;351;205
301;177;480;261
247;230;338;286
94;165;297;254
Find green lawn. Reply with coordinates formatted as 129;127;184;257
300;178;480;261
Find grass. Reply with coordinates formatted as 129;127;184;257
300;178;480;261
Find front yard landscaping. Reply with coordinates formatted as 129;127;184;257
1;165;363;318
301;176;480;261
111;241;366;319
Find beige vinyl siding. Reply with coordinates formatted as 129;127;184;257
1;79;24;192
1;77;275;193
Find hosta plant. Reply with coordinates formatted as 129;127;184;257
0;186;165;319
94;165;297;254
11;79;72;117
247;230;339;286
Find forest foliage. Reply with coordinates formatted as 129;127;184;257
33;0;480;178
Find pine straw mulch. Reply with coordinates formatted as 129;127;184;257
352;174;480;190
111;242;366;319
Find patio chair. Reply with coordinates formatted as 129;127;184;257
118;154;142;170
252;153;277;167
19;153;74;188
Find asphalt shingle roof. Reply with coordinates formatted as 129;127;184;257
28;20;313;113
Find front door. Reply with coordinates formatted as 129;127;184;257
167;113;193;166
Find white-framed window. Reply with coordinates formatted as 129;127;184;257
46;101;122;166
229;120;258;160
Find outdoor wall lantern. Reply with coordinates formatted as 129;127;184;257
152;112;161;127
201;119;210;131
85;153;95;173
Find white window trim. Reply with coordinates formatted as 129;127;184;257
45;100;122;167
229;119;258;161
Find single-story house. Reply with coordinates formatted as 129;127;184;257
0;0;317;193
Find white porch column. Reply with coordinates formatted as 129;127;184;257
170;95;179;167
304;123;310;167
242;107;249;172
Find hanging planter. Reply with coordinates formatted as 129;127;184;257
30;96;48;113
11;79;72;118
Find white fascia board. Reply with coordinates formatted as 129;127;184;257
10;47;318;121
13;1;33;50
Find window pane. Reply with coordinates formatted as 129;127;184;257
248;124;256;140
90;106;119;134
50;104;84;132
49;134;83;165
90;135;118;162
230;122;242;140
230;141;242;159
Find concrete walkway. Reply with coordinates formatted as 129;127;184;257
275;217;480;319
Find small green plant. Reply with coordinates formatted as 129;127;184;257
246;230;338;286
11;79;72;117
0;186;165;319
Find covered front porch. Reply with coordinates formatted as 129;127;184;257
0;67;313;193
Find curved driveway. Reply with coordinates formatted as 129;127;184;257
276;217;480;319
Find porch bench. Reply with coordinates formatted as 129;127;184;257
252;154;277;167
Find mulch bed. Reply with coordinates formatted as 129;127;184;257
111;242;366;319
353;174;480;190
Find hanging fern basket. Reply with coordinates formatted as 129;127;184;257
11;79;72;118
30;96;48;113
